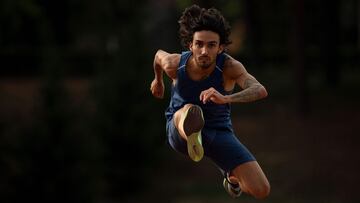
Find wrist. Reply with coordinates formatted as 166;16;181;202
225;95;232;103
154;65;163;82
154;75;163;82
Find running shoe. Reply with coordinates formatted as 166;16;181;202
180;105;204;162
223;174;242;198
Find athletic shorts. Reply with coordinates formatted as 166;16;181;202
166;118;256;172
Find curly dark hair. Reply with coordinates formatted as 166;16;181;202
178;5;232;48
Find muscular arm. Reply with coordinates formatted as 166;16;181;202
153;50;179;81
225;57;268;103
150;50;180;98
229;76;268;103
199;57;268;104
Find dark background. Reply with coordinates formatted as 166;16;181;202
0;0;359;202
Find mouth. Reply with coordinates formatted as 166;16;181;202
197;56;211;68
198;56;210;62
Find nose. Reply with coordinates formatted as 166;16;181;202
201;47;208;55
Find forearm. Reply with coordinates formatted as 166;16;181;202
153;62;163;82
228;85;267;103
153;50;164;81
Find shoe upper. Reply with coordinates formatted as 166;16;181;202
223;177;242;198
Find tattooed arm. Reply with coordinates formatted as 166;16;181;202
226;57;268;103
229;75;268;103
200;55;267;104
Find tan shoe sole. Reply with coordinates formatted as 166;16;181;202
181;105;204;162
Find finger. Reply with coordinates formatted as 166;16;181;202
200;90;208;103
150;87;155;95
207;90;220;102
157;89;164;99
156;90;162;97
205;89;215;100
155;92;162;99
203;88;214;97
199;90;206;102
200;88;216;103
152;87;159;97
203;91;215;104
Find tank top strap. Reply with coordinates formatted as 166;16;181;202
215;52;226;71
178;51;192;70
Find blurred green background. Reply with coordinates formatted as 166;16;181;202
0;0;359;202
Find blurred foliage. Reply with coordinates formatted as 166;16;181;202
0;0;166;202
0;0;359;203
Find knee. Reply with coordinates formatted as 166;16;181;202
251;182;270;199
183;103;195;109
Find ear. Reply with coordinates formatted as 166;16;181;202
218;44;225;54
189;42;193;51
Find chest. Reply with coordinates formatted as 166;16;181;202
176;66;235;95
186;67;214;81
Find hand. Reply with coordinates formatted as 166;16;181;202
150;79;164;99
199;87;230;104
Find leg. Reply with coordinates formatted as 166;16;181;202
173;104;205;162
230;161;270;199
173;104;192;141
173;104;203;140
205;128;269;199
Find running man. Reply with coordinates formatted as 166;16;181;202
150;5;270;199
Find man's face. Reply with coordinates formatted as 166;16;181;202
190;30;224;69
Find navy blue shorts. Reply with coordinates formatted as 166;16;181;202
166;118;256;172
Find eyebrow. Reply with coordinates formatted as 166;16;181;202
195;40;218;44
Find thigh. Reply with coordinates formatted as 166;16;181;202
232;161;270;198
206;128;255;172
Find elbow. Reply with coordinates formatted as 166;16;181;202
259;85;268;99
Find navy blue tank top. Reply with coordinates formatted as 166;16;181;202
165;51;232;128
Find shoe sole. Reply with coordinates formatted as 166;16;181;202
182;105;204;162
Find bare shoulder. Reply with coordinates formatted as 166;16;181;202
222;54;247;79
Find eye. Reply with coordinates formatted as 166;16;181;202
208;43;216;48
195;41;203;48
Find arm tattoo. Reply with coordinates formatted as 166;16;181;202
230;78;265;103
